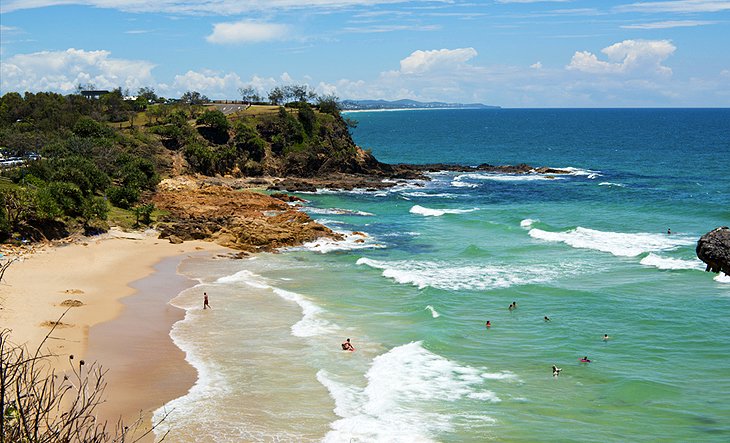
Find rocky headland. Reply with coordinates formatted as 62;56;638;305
696;226;730;275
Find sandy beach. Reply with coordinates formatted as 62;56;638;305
0;228;228;438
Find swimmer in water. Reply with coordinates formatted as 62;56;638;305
544;316;551;322
603;334;610;341
341;338;355;351
667;228;671;235
486;320;491;329
579;356;591;363
552;365;562;377
508;303;515;311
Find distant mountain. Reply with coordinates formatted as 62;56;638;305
339;99;499;111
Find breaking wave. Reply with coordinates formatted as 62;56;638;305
410;205;479;217
528;226;695;257
356;257;576;291
319;342;514;442
639;253;705;271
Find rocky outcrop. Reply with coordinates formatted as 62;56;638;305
152;178;341;252
696;226;730;275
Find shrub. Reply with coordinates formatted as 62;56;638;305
106;185;139;209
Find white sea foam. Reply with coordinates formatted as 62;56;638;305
356;257;574;291
319;342;507;442
715;273;730;284
599;182;626;187
554;166;602;177
294;230;386;254
425;305;440;318
304;207;375;216
639;253;705;271
410;205;478;217
453;172;563;184
520;218;538;229
402;191;458;198
272;288;338;337
313;218;346;226
450;180;478;188
215;269;336;337
528;227;695;257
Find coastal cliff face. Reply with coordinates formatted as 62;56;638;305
152;177;341;252
696;226;730;275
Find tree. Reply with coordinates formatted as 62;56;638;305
136;87;158;103
196;110;230;132
238;86;261;104
0;187;36;231
267;87;285;106
180;91;209;105
80;196;109;226
316;94;340;116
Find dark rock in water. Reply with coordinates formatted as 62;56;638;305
696;226;730;275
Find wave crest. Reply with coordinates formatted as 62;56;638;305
410;205;478;217
529;226;694;257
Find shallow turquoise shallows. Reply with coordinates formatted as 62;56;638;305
156;109;730;442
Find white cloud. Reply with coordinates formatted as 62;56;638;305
0;0;423;14
567;40;675;76
0;48;155;93
621;20;716;29
616;1;730;13
206;21;289;44
496;0;570;3
399;48;478;74
165;69;244;97
530;61;543;69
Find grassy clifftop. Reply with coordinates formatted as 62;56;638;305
0;91;376;243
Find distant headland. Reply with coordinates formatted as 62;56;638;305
340;99;500;111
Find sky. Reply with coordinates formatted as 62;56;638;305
1;0;729;107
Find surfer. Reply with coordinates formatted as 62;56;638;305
203;292;210;310
579;356;591;363
552;365;562;377
341;338;355;351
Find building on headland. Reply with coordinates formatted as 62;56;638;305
80;90;110;99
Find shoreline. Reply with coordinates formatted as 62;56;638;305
0;229;228;436
84;254;204;439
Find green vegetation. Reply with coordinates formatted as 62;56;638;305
0;85;357;243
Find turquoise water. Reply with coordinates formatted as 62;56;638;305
157;109;730;442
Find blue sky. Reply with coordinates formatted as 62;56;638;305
1;0;728;107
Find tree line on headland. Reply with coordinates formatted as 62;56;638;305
0;85;362;244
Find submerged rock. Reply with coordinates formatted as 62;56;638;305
696;226;730;275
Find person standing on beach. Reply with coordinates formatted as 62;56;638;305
204;292;211;310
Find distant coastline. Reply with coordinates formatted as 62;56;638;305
340;99;500;111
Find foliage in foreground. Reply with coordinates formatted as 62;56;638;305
0;326;168;443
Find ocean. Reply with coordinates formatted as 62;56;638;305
155;109;730;442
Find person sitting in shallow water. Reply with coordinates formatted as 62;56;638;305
341;338;355;351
